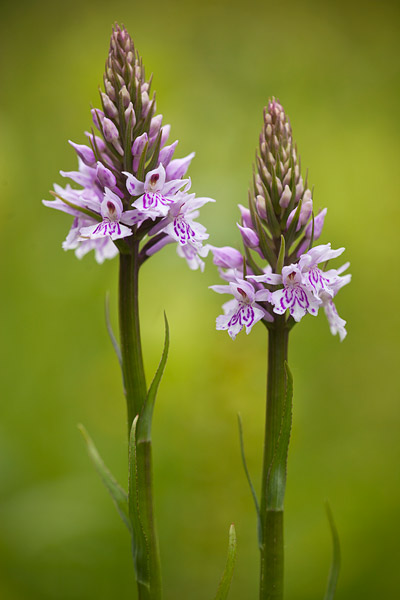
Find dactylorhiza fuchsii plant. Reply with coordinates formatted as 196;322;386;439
43;24;230;600
208;98;351;600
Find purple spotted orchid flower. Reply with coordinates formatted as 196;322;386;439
44;26;212;269
123;163;190;221
209;98;350;340
210;276;270;339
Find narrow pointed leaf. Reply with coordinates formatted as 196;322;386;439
50;191;102;222
137;313;169;443
213;524;237;600
128;416;151;587
323;502;341;600
307;212;315;252
266;361;293;510
78;424;130;531
136;140;149;181
145;129;163;174
237;414;262;548
243;246;264;276
276;235;286;274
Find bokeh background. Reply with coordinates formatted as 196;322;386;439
1;0;399;598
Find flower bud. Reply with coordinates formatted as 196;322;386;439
103;117;119;142
91;108;105;130
150;114;163;139
206;245;244;269
238;204;253;229
132;132;148;156
160;125;171;148
158;141;178;167
101;92;118;119
279;185;292;208
165;152;195;180
305;207;327;239
125;102;136;127
104;79;116;101
256;195;267;220
299;198;313;226
96;162;117;188
68;141;96;166
237;223;259;249
119;86;131;109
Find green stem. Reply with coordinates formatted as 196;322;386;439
119;245;162;600
259;317;289;600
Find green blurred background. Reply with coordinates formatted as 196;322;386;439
1;0;399;598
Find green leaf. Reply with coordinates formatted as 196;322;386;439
137;313;170;443
307;212;315;252
323;502;341;600
136;140;149;181
78;424;130;531
104;292;122;367
237;414;262;549
129;416;151;587
213;524;237;600
276;235;286;274
266;361;293;510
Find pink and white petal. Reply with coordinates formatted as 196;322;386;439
158;141;178;167
324;300;347;341
209;284;231;295
120;210;142;226
110;223;133;240
94;238;119;263
248;273;282;285
230;280;256;303
270;289;288;315
255;288;272;302
144;164;166;191
290;299;308;322
101;188;124;220
221;298;239;314
216;312;235;331
123;172;145;196
79;223;103;239
162;178;190;196
166;152;195;180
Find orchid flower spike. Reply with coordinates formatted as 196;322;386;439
209;98;350;340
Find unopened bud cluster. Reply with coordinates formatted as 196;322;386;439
44;24;213;269
209;99;350;341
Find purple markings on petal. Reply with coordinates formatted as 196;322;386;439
173;217;196;245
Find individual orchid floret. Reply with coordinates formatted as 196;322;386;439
209;98;350;340
298;243;345;298
270;264;321;322
124;164;190;220
210;277;271;339
79;189;136;241
161;194;213;246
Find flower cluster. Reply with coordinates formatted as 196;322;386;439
209;99;350;340
44;24;213;269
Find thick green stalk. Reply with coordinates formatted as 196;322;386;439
259;317;289;600
119;245;162;600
